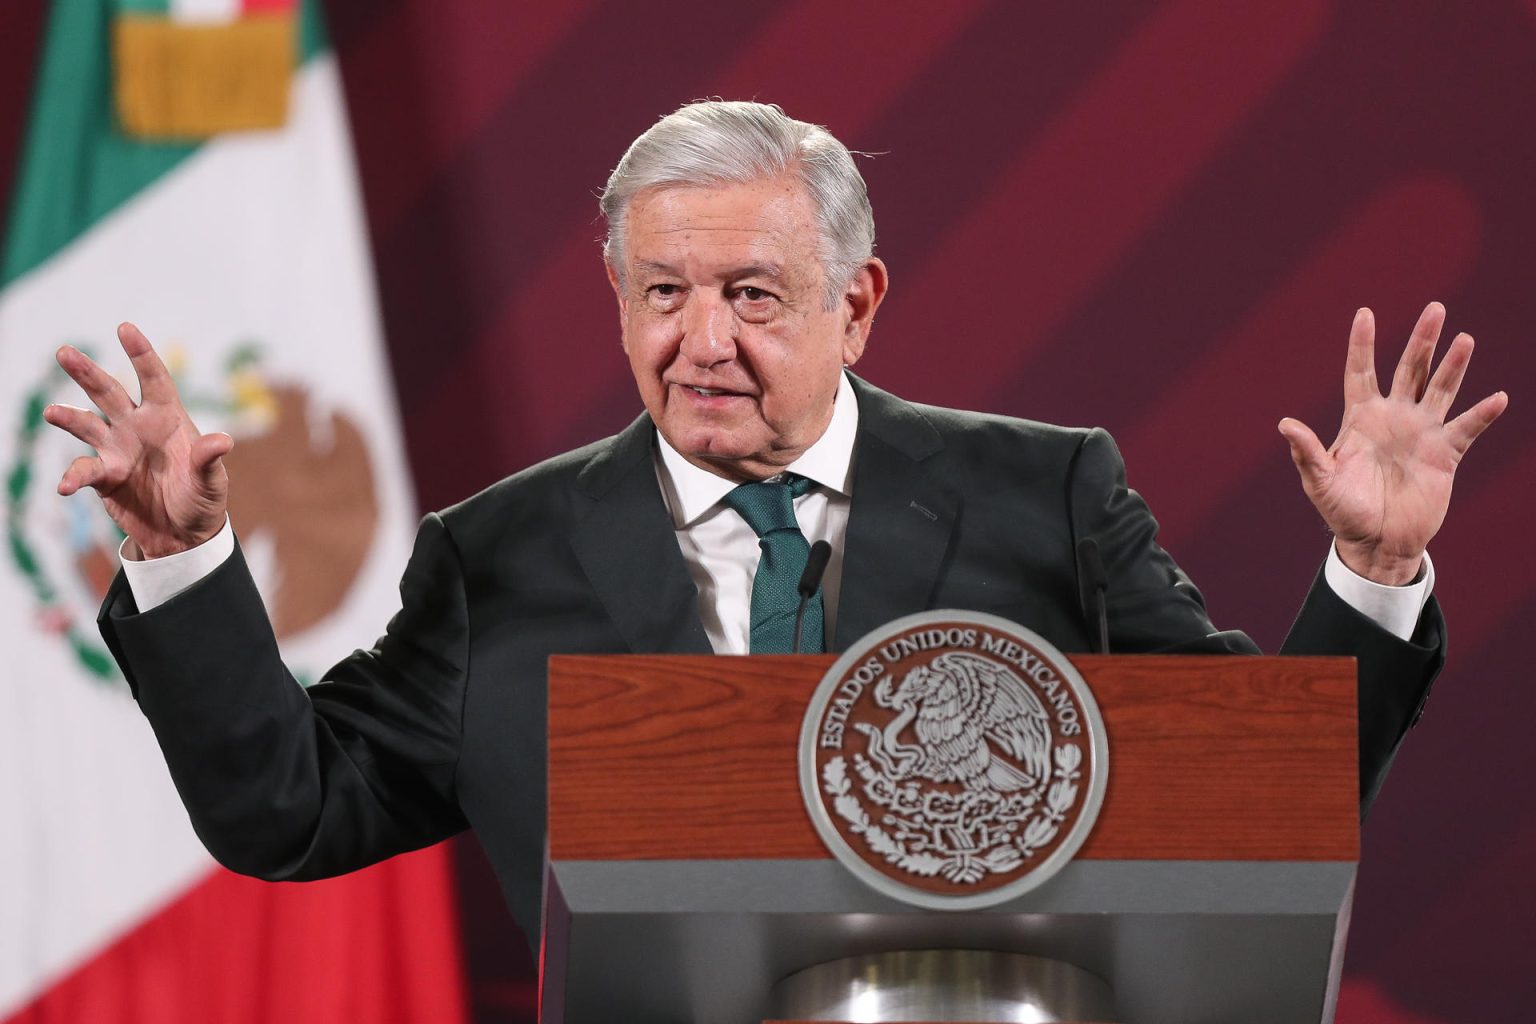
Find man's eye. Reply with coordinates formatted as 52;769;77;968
645;284;685;309
737;287;773;301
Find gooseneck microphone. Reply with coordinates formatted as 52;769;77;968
1076;538;1110;655
794;540;833;654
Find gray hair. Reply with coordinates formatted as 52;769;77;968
600;100;875;309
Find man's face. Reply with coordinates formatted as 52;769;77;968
609;174;885;482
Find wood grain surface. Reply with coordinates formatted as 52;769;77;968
548;654;1358;862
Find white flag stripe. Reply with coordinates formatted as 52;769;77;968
169;0;242;24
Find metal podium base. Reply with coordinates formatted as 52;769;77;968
768;949;1120;1023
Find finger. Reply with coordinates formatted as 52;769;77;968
1278;417;1330;490
1343;307;1379;407
57;454;106;497
118;322;180;406
191;432;234;474
1445;390;1509;457
55;344;135;421
1421;332;1474;421
1389;301;1444;401
42;403;109;449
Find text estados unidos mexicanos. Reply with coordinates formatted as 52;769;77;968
819;629;1082;749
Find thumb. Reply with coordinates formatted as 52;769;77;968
1277;417;1328;485
191;431;234;476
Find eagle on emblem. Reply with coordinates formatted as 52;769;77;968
856;651;1053;793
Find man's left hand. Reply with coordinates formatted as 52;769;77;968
1278;302;1508;585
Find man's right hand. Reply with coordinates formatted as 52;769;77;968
44;322;232;560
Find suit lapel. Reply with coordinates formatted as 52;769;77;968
569;415;712;654
834;379;961;650
567;382;959;655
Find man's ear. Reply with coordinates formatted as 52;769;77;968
606;261;629;348
840;257;889;368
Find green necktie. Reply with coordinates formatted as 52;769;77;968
723;474;825;654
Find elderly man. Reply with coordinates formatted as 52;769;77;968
45;101;1505;946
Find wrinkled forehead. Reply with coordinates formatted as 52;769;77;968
622;176;823;274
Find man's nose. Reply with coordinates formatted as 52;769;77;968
679;292;736;366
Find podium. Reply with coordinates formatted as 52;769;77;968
541;653;1359;1024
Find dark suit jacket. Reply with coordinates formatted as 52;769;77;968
98;377;1444;948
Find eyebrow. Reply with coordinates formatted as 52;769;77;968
632;260;788;283
730;262;787;283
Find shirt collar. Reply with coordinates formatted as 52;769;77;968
655;370;860;528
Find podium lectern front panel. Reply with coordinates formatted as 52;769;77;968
544;654;1358;1024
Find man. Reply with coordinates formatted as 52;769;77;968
44;101;1506;948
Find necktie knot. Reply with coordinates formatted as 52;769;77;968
723;473;815;538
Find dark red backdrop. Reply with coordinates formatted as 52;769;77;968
4;2;1531;1021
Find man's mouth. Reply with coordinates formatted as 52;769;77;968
678;383;746;398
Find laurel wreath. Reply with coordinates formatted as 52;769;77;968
6;356;121;683
823;743;1083;885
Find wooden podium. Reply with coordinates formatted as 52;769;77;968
541;654;1359;1024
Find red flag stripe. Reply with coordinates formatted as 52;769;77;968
3;848;466;1024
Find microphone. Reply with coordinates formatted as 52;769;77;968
794;540;833;654
1075;538;1110;655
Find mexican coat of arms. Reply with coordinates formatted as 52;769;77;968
799;610;1109;910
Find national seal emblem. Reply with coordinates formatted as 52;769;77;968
799;610;1109;910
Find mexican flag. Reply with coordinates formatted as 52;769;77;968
0;2;467;1021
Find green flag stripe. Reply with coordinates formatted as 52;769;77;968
1;0;328;289
117;0;171;14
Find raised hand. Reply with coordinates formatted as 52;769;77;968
1278;302;1508;585
44;322;233;559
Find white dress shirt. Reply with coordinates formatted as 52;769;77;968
121;370;1432;648
654;370;859;654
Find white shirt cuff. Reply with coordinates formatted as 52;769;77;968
119;517;236;613
1323;541;1434;642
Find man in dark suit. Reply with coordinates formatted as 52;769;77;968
45;101;1505;948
